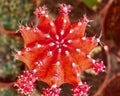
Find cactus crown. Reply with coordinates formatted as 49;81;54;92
15;3;105;96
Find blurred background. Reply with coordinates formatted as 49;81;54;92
0;0;120;96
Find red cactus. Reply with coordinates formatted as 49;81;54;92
15;4;105;96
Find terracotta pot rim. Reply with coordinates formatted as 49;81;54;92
107;73;120;84
94;45;111;96
101;0;114;43
101;73;120;96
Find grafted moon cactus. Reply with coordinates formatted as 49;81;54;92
15;4;105;96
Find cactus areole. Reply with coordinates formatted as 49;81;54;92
15;4;105;96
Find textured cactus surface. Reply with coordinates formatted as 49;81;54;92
0;0;34;30
15;4;105;96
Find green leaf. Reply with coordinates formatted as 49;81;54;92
82;0;99;9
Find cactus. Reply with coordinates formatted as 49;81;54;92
0;33;24;82
0;87;18;96
15;4;105;96
0;0;34;30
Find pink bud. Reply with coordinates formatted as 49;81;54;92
34;6;48;17
72;82;90;96
14;71;38;95
59;3;71;14
93;60;105;74
41;85;61;96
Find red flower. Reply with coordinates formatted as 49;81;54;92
15;3;105;95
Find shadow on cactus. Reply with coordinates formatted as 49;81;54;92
14;4;105;96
